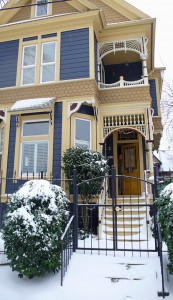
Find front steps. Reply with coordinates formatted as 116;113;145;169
103;196;150;241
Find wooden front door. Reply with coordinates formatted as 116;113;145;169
118;143;140;195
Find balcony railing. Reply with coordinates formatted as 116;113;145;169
100;77;148;89
103;113;146;137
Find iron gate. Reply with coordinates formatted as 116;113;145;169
73;167;158;254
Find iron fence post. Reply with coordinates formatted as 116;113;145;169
111;166;116;251
154;165;159;198
73;169;78;251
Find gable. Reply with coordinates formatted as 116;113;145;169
0;0;150;25
88;0;129;23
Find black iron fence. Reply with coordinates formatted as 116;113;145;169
0;171;73;228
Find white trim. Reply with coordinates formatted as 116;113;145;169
40;41;56;83
21;44;37;86
75;117;91;150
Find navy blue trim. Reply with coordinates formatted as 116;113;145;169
78;105;94;116
149;79;158;116
23;36;38;42
52;102;62;180
41;33;57;39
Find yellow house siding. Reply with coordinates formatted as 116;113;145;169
8;0;32;23
88;0;129;23
52;1;78;15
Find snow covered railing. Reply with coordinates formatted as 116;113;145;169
60;215;75;286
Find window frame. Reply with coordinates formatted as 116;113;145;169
19;119;49;175
40;41;56;83
35;0;49;17
21;44;37;86
74;117;91;150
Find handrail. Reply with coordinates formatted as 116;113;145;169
60;215;75;286
61;215;74;241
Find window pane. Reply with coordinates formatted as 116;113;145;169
42;65;55;82
42;43;55;63
21;143;35;173
23;121;49;136
36;0;48;16
23;46;36;66
22;67;35;85
36;142;48;173
75;119;90;149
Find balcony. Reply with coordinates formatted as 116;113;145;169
98;37;148;90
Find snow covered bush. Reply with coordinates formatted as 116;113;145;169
157;183;173;273
3;180;69;278
62;147;109;201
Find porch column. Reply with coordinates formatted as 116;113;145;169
140;54;148;84
148;142;154;174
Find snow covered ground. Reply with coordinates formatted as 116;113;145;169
1;232;173;300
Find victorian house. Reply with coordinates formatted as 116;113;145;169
0;0;164;202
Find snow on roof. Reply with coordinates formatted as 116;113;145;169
9;98;54;112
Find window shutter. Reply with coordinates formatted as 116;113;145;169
36;142;48;173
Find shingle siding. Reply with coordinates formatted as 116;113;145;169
60;28;89;80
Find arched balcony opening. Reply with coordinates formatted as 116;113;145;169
98;37;148;89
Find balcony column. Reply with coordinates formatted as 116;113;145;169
147;142;154;175
140;54;148;84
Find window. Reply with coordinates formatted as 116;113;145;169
35;0;48;17
75;118;91;149
20;120;49;174
41;42;56;83
21;41;57;86
21;141;48;173
21;45;37;85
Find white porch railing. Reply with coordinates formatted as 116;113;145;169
100;77;147;89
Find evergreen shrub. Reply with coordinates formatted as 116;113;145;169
62;147;109;201
3;180;69;278
157;182;173;273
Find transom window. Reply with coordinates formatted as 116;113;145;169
20;120;49;174
75;118;91;149
35;0;48;17
23;121;49;136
